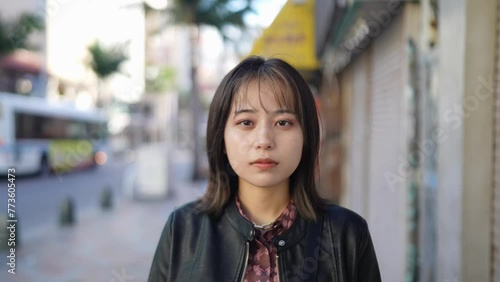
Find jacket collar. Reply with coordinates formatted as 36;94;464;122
224;198;308;249
225;199;255;241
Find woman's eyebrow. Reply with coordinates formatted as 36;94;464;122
274;109;296;115
233;109;255;117
233;108;295;117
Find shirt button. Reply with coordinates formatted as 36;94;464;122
278;240;285;247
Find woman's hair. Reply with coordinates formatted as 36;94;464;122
198;56;324;221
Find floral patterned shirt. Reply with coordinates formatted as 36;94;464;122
235;197;297;282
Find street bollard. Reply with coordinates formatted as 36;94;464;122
100;186;113;210
59;197;76;226
0;212;19;250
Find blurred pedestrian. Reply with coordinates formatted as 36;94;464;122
149;56;381;282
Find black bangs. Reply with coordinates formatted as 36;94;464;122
232;71;297;115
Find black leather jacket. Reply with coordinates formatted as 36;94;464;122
149;200;381;282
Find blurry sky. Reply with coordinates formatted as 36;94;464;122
248;0;287;28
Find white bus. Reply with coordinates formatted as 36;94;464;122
0;92;108;176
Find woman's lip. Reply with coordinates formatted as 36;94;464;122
253;162;277;169
252;158;278;164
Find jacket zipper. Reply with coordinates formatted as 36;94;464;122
277;254;282;282
240;241;249;282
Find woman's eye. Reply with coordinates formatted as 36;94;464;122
276;120;292;127
238;120;252;126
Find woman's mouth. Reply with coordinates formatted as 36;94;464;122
251;158;278;169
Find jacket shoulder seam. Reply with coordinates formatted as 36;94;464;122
326;215;341;281
186;215;206;281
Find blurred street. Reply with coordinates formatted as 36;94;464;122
0;144;207;282
1;156;130;241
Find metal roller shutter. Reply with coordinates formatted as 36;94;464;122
366;15;406;281
493;0;500;279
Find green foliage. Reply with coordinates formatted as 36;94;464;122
87;41;129;80
169;0;255;39
146;66;177;93
0;13;44;56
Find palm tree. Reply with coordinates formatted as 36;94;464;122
0;13;44;94
167;0;255;180
87;41;128;107
0;13;44;56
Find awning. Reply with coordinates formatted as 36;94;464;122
250;0;319;72
321;1;404;74
0;49;44;74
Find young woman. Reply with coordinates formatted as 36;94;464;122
149;56;381;282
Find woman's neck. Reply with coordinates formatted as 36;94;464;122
237;180;291;226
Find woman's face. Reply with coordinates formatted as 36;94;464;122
223;79;303;190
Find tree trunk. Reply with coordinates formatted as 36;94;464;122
189;25;205;180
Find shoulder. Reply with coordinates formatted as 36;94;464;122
323;204;366;223
171;200;201;215
168;200;207;224
321;204;369;235
320;206;381;280
157;200;209;242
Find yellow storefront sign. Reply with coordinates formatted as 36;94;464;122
250;0;319;71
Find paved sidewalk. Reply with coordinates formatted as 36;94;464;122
0;145;207;282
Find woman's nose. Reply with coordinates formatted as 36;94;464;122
255;125;275;149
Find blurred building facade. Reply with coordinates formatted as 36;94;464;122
316;0;497;281
139;6;235;150
319;2;424;281
127;7;191;148
252;0;499;281
0;0;48;97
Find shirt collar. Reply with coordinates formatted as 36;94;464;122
234;196;297;232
